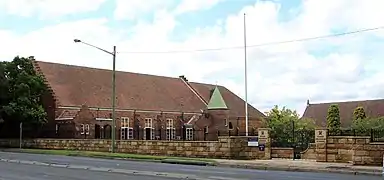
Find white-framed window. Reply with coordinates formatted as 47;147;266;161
145;118;152;128
186;128;193;141
144;118;154;140
80;124;85;134
85;124;90;135
166;119;175;140
121;117;129;128
121;117;133;140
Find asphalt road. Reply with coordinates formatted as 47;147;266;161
0;162;171;180
0;151;381;180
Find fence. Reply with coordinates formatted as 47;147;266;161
370;129;384;142
328;129;368;136
326;128;384;142
271;129;314;148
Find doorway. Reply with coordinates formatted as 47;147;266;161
104;125;111;139
95;124;101;139
145;128;151;140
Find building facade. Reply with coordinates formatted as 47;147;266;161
33;60;266;141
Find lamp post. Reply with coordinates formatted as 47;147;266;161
74;39;117;153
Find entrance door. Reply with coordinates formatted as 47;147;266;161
104;125;111;139
145;128;151;140
95;124;101;139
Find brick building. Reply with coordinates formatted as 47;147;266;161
302;99;384;128
33;60;265;141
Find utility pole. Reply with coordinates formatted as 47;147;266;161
111;46;116;153
74;39;117;153
19;122;22;149
244;13;249;136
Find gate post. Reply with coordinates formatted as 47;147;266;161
315;128;328;162
258;128;271;159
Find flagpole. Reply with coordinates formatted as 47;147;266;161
244;13;249;136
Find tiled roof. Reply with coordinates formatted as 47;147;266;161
302;99;384;127
34;60;265;118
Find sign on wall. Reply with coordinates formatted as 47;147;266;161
258;144;265;151
315;130;327;143
248;137;259;147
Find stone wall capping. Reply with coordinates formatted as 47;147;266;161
328;136;370;139
271;147;294;150
369;142;384;145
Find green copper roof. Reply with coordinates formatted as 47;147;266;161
207;86;228;110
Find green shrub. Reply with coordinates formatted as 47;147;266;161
327;104;341;134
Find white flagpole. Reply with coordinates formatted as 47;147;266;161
244;13;249;136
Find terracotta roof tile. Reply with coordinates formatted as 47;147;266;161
35;60;265;118
302;99;384;127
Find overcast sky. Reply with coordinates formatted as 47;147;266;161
1;0;383;115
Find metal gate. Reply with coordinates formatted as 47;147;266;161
270;121;315;159
292;129;315;159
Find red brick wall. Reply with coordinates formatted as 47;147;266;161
237;117;265;135
52;106;269;141
54;106;220;141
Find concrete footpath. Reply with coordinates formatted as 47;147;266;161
214;158;383;176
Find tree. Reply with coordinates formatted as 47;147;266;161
353;106;366;123
0;56;48;128
265;105;316;147
0;62;8;115
327;104;341;133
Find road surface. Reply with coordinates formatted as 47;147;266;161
0;151;380;180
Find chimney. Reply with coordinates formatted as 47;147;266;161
179;75;188;82
307;99;310;106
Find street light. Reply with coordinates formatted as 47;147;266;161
74;39;117;153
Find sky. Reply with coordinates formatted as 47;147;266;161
1;0;384;115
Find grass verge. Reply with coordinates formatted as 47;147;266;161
8;149;217;166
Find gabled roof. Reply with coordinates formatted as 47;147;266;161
207;86;228;110
33;60;265;118
301;99;384;127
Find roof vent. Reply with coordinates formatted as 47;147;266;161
307;99;310;106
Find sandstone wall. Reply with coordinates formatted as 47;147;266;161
300;143;316;160
0;136;270;160
325;136;356;163
315;128;384;165
351;138;384;165
326;136;384;165
271;147;294;159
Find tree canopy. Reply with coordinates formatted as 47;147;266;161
0;56;47;127
265;105;316;147
265;105;316;130
353;106;366;123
